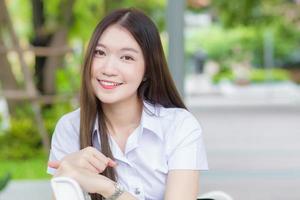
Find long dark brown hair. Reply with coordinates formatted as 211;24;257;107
79;8;186;199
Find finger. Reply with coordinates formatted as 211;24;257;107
88;155;108;173
107;158;117;167
48;160;60;169
79;154;104;173
89;148;111;166
84;147;116;169
92;151;117;168
84;162;99;173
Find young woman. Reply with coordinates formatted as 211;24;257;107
47;8;208;200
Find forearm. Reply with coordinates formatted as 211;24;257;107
114;192;138;200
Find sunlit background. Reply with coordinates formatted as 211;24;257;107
0;0;299;199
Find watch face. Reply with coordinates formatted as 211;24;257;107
106;182;124;200
117;183;123;189
116;182;124;192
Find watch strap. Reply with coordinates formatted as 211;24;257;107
105;182;124;200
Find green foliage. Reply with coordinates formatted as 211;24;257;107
212;0;262;27
55;66;81;93
0;102;73;180
7;0;32;37
212;68;289;84
205;0;300;69
0;102;73;160
0;114;3;131
212;65;235;83
49;0;166;41
7;0;167;49
44;0;61;24
250;68;289;83
186;21;300;70
43;103;74;135
70;0;106;41
272;22;300;67
0;173;11;191
0;157;50;180
0;117;42;160
118;0;166;31
210;0;292;28
186;25;259;63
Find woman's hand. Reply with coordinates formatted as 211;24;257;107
48;146;117;174
54;159;115;195
48;147;117;196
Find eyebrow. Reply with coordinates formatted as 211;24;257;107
97;43;139;54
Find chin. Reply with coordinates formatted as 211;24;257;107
97;96;121;104
96;93;138;105
97;93;131;104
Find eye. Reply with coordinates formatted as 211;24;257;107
94;49;105;57
121;55;134;61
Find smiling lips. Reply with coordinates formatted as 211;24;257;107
97;79;123;90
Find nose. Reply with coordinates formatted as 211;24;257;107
102;55;117;77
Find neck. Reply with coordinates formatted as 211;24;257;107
101;97;143;135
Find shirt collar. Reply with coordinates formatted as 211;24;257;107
140;100;164;141
92;100;164;141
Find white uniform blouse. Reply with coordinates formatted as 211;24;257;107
47;100;208;200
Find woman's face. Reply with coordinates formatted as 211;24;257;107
91;25;145;105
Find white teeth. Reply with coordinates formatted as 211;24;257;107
99;80;121;86
102;82;115;86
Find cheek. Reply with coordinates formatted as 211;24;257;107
130;62;145;81
124;68;144;84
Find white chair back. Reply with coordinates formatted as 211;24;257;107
51;177;91;200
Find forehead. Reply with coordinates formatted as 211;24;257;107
98;25;141;51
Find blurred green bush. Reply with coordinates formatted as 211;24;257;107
186;24;300;68
0;117;42;160
0;102;73;160
212;68;289;84
186;26;259;65
186;24;297;83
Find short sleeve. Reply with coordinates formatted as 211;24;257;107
47;112;80;175
167;113;208;170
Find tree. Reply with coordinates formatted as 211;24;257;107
0;0;50;151
0;1;20;110
31;0;75;96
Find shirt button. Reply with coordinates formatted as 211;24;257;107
134;187;141;195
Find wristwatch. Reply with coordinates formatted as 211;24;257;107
105;182;124;200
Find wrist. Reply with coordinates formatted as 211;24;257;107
99;179;116;198
104;182;125;200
